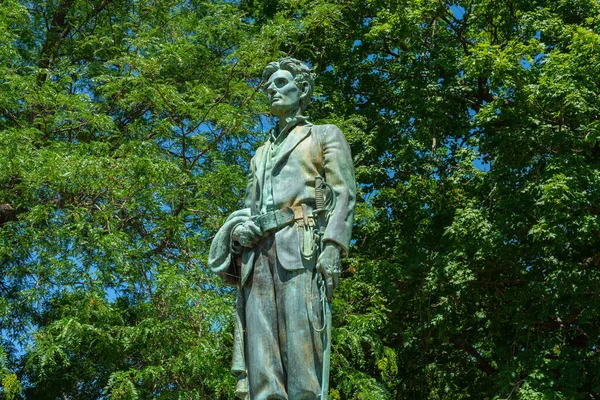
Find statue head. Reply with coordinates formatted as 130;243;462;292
262;57;314;118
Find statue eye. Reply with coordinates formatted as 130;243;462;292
275;78;288;86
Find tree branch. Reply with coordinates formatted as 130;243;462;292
451;338;497;374
0;203;19;226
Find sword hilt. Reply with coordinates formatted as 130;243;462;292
315;176;325;210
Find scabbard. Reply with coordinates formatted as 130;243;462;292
315;175;332;399
320;291;332;400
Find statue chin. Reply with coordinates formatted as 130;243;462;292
270;103;299;120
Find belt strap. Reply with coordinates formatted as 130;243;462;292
253;205;313;233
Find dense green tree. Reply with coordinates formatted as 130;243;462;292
0;0;270;398
0;0;599;399
284;0;600;398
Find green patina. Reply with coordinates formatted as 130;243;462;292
209;58;356;400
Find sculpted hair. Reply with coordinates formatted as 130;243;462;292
262;57;314;112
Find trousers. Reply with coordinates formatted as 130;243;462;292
243;234;323;400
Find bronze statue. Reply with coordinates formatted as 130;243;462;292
210;57;356;400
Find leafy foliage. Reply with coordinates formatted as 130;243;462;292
0;0;599;399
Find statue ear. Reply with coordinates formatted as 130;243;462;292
299;81;310;98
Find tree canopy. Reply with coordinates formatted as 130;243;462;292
0;0;599;399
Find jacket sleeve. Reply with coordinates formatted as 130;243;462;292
209;209;251;284
321;124;356;257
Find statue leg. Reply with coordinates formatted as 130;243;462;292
244;235;287;400
275;263;323;399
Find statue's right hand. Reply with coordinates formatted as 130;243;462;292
231;220;263;248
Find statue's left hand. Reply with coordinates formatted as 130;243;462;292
316;242;341;299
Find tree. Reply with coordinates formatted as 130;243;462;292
281;0;600;398
0;0;272;398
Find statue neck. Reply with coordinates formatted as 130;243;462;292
276;107;302;131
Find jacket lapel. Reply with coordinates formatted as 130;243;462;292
273;123;313;169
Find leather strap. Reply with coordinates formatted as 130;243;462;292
252;205;313;233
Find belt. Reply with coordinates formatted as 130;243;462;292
252;205;314;234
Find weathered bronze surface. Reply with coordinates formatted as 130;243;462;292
209;58;356;400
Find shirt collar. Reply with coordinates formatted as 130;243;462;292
270;115;310;143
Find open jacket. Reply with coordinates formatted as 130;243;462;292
239;122;356;285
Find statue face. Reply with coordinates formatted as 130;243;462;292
265;69;302;118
